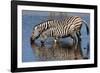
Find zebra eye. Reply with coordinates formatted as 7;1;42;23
32;32;34;34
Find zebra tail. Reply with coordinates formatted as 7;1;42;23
82;20;89;35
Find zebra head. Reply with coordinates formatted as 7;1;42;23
31;28;40;40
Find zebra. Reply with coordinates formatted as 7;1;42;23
31;16;89;45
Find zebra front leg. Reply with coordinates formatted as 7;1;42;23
54;37;59;43
40;41;45;46
40;34;47;46
53;37;59;48
54;39;57;44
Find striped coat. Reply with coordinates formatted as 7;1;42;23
31;20;60;40
40;25;77;42
31;16;89;42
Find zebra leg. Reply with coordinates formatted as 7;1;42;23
77;31;81;42
71;34;77;48
76;32;83;58
71;33;79;59
74;33;79;59
54;39;57;44
41;41;45;46
73;34;78;50
53;37;59;48
40;34;47;46
76;31;81;43
54;37;58;44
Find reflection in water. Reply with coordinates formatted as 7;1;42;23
31;39;83;61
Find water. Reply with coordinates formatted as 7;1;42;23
22;10;90;62
31;41;82;61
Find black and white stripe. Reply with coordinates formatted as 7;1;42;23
39;16;89;45
32;19;61;40
31;16;89;42
34;20;60;34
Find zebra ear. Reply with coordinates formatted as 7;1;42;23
35;27;37;30
34;30;39;37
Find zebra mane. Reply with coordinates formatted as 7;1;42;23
33;19;58;30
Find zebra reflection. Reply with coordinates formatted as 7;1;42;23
31;40;82;61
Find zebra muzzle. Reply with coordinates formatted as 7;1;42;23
30;37;35;45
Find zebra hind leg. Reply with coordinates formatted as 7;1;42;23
77;31;81;42
71;33;79;59
71;34;77;49
76;32;83;58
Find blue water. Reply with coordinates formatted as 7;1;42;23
22;10;90;62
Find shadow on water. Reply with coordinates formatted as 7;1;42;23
31;39;84;61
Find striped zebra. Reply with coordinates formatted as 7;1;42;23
31;16;89;45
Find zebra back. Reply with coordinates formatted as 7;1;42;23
40;16;83;40
40;26;67;39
